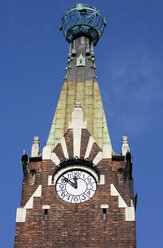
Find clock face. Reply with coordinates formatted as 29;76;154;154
56;170;97;203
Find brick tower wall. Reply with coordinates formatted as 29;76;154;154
15;129;136;248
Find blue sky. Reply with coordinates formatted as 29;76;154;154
0;0;163;247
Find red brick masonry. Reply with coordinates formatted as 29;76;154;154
15;129;136;248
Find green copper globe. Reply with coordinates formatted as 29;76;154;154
60;3;106;45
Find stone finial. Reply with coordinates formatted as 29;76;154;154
68;101;87;129
31;136;40;157
122;136;130;156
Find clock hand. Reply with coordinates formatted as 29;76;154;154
73;176;78;189
62;176;76;188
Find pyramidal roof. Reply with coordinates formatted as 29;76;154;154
46;36;112;151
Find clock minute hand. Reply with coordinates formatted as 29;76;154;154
73;176;78;189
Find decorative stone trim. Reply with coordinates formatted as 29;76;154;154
103;144;112;159
68;101;87;129
51;153;60;166
93;151;103;165
48;175;54;186
98;175;105;185
101;204;109;209
16;185;42;223
84;136;95;159
42;205;50;209
42;145;60;166
110;184;135;221
42;146;51;160
125;207;135;221
73;128;82;157
68;101;87;158
59;137;69;159
24;185;42;209
16;208;26;223
111;184;127;208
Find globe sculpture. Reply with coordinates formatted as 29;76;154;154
60;3;106;45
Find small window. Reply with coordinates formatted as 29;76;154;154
29;170;36;185
103;208;107;221
118;174;123;184
44;209;48;221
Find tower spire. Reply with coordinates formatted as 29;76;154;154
15;4;136;247
46;4;111;151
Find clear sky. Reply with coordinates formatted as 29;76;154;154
1;0;163;247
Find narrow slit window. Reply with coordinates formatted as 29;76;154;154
103;208;106;221
44;209;48;221
29;170;36;185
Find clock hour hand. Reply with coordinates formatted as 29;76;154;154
62;176;77;188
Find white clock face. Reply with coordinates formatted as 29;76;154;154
56;170;97;203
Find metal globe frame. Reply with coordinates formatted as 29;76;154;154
60;3;106;45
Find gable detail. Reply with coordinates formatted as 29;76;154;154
43;103;112;167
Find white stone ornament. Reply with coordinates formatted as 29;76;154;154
122;136;130;156
56;170;97;203
31;136;40;157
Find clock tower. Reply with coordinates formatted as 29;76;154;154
15;3;136;248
